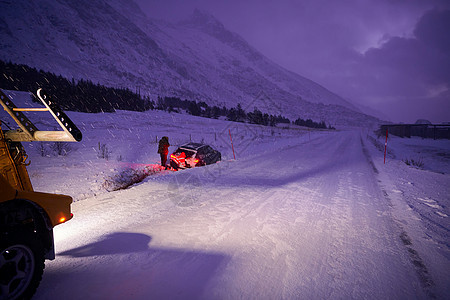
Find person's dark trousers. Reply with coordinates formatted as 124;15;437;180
160;153;168;167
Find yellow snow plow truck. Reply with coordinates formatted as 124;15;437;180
0;88;82;299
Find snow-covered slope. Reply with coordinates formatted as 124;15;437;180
1;90;448;298
0;0;380;127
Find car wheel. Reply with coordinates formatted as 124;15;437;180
0;233;45;300
170;161;179;170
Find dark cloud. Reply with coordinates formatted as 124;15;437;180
367;8;450;85
414;9;450;55
351;8;450;122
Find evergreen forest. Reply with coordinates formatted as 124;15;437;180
0;60;334;129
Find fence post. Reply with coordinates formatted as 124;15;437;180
229;129;236;160
384;129;388;164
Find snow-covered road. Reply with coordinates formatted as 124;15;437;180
33;130;436;299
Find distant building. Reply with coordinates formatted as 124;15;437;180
415;119;432;125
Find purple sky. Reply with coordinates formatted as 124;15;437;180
135;0;450;123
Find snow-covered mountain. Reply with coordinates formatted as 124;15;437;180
0;0;380;126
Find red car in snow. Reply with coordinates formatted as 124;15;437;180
170;143;221;170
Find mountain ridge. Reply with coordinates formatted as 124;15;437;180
0;0;381;126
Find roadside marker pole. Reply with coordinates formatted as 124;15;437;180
384;129;388;164
229;129;236;160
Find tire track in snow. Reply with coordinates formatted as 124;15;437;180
361;136;436;299
204;130;428;299
277;131;426;299
36;131;431;299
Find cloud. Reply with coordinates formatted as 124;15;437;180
353;8;450;121
414;8;450;53
312;7;450;122
234;3;450;122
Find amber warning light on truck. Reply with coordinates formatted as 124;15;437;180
58;213;74;224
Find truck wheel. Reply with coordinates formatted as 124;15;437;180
0;235;45;300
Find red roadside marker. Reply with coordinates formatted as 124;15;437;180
229;129;236;160
384;129;388;164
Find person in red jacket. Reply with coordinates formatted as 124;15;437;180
157;136;170;169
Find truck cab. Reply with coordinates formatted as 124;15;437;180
0;88;81;299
